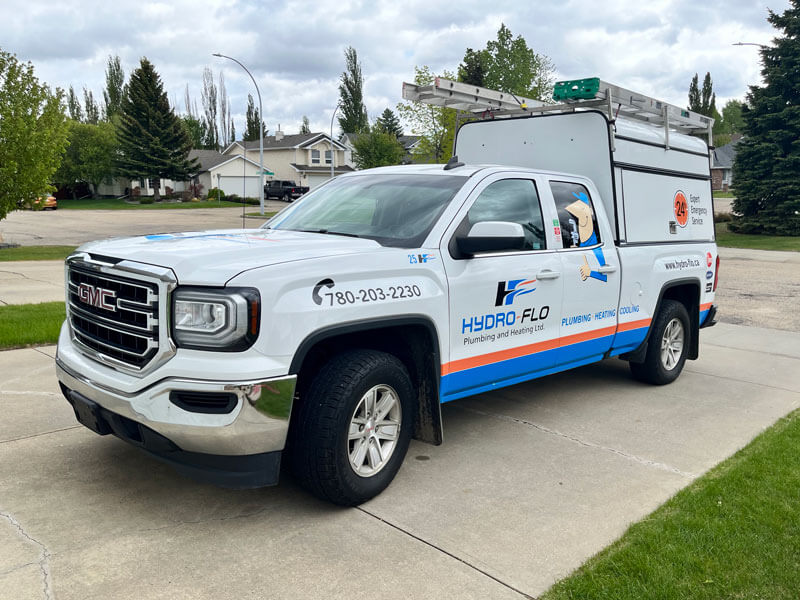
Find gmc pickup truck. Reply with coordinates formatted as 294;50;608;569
56;78;718;506
264;180;309;202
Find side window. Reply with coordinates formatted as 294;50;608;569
311;149;321;164
463;179;546;251
550;181;601;249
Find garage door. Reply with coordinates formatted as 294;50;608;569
218;176;261;199
307;174;333;190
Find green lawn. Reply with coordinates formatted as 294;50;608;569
58;197;252;210
0;302;65;349
712;190;735;198
716;222;800;251
544;409;800;599
0;245;77;262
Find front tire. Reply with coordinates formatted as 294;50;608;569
289;350;414;506
630;299;690;385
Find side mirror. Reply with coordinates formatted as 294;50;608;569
456;221;526;256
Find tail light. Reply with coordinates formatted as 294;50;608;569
713;255;720;291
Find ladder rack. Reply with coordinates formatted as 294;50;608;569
401;77;714;148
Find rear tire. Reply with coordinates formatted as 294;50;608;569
630;299;690;385
283;192;291;202
289;349;414;506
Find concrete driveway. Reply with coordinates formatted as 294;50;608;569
2;323;800;599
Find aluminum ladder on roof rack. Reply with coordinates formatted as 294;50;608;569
401;76;714;149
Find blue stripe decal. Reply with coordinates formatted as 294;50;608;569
700;309;709;325
441;334;614;401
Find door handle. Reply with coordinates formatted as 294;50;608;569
536;269;561;280
596;265;618;274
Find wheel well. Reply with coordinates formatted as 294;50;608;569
623;280;700;363
291;321;443;445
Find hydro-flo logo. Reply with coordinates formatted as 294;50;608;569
495;279;536;306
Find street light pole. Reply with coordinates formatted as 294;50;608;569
330;103;341;180
732;42;768;49
212;53;265;215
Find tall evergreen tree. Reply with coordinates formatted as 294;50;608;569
338;46;368;134
116;58;198;202
732;0;800;235
244;94;266;141
83;87;100;124
102;55;125;121
376;108;403;138
457;48;487;87
67;85;83;122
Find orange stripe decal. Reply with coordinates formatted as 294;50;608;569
615;318;652;333
700;302;712;311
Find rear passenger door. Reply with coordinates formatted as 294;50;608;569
549;180;621;367
440;174;563;401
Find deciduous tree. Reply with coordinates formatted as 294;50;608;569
67;85;83;121
396;66;456;163
352;123;405;169
116;58;198;202
102;55;125;121
481;24;554;100
54;121;117;198
201;67;218;149
0;49;69;220
732;0;800;235
300;115;311;134
244;93;266;141
338;46;368;134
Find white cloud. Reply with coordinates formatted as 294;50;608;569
0;0;789;135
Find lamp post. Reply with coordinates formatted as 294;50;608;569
212;53;265;215
330;103;341;180
732;42;768;49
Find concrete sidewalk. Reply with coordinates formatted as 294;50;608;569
0;260;64;305
2;323;799;599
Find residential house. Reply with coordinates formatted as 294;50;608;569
223;131;353;191
711;137;742;192
188;149;264;198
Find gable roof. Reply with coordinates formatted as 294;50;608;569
225;132;347;152
188;149;264;173
712;138;742;169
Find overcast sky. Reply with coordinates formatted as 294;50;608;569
2;0;788;138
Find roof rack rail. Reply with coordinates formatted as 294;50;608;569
401;76;714;149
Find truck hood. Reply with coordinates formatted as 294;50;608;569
77;228;385;284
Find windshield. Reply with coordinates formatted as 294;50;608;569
264;173;468;247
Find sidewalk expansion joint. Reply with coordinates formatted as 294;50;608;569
0;268;58;286
458;406;696;479
0;511;54;600
0;425;82;445
357;506;536;600
684;366;800;395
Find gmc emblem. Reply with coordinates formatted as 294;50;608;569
78;283;117;312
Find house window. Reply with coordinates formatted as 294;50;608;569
325;150;332;165
311;149;320;164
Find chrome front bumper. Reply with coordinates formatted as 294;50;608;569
55;358;296;457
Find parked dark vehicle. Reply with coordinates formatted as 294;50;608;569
264;180;309;202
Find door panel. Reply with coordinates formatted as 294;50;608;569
440;177;563;401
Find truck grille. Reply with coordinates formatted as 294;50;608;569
67;263;161;370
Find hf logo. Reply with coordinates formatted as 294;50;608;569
495;279;536;306
78;283;117;312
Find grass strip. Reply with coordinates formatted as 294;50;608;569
0;302;65;349
0;246;76;262
716;222;800;251
57;198;251;210
712;191;735;198
543;409;800;600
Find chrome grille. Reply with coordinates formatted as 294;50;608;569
66;257;174;372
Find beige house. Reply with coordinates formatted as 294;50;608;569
222;132;354;191
188;149;264;198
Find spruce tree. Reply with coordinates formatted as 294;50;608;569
376;108;403;138
116;58;198;202
732;0;800;235
458;48;487;87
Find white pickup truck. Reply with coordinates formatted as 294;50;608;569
56;78;718;505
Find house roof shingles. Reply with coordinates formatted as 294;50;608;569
712;138;742;169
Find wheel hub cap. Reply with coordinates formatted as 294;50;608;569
347;384;401;477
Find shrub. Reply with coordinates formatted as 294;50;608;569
139;196;154;205
207;187;225;201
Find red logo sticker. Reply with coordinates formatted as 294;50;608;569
707;252;713;267
674;191;688;228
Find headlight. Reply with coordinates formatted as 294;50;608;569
171;287;260;351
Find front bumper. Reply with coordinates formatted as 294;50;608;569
56;358;296;488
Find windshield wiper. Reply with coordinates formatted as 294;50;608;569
295;228;361;238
